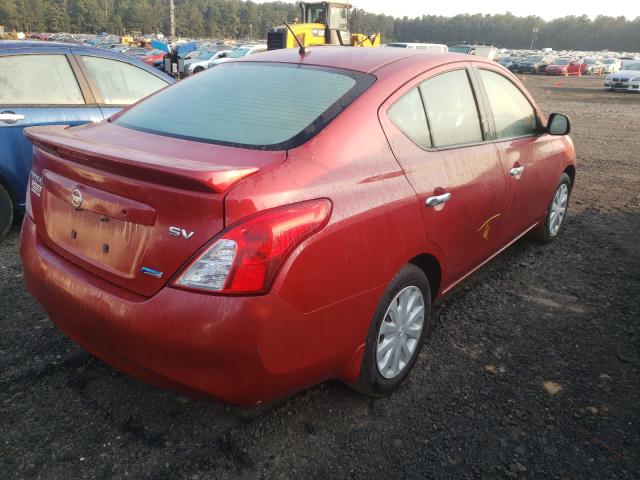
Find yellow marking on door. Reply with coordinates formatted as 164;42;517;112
477;213;502;240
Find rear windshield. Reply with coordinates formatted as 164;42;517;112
114;62;375;150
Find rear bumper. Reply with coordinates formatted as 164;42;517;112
21;217;361;406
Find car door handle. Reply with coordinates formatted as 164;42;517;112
510;166;525;176
0;111;25;124
425;192;451;207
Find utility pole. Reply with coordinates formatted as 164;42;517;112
170;0;175;39
530;27;539;50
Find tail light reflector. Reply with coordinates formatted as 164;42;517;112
174;199;332;294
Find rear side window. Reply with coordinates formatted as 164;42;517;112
0;55;85;105
479;70;538;139
388;88;430;149
115;63;375;150
419;69;483;148
80;56;168;105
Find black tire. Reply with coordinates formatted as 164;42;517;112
352;264;431;397
193;66;204;74
531;173;572;244
0;184;13;239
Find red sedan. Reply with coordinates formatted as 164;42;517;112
141;49;166;65
545;57;587;76
21;48;576;406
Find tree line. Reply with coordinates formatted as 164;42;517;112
1;0;639;51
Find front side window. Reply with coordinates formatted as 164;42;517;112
114;63;374;150
0;54;85;105
80;56;168;106
419;69;483;148
479;69;538;140
388;88;430;149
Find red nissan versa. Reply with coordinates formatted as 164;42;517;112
21;48;576;406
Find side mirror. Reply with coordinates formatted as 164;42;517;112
547;113;570;136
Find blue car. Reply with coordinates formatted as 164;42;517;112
0;41;175;238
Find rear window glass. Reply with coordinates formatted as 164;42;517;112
114;63;374;150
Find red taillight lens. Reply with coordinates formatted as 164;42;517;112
174;199;332;294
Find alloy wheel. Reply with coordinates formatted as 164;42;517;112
549;183;569;236
376;286;425;379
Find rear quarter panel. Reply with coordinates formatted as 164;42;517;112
224;80;439;369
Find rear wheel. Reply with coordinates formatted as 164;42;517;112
0;184;13;239
193;66;204;74
353;264;431;396
531;173;572;244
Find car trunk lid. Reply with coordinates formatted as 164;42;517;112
25;123;285;297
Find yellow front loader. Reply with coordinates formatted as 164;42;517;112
267;2;380;50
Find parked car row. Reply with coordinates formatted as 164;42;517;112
495;49;638;77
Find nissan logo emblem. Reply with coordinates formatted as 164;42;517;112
71;189;83;208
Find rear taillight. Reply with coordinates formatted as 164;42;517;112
174;199;332;294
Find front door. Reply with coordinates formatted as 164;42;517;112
380;65;506;289
473;66;559;247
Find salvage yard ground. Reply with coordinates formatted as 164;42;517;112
1;74;639;479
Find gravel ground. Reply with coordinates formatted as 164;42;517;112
1;75;639;479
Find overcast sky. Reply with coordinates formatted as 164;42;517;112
258;1;640;21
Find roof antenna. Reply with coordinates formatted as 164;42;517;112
284;21;309;56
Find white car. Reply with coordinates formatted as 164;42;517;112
602;58;622;74
208;44;267;67
386;42;448;53
183;50;220;76
604;62;640;93
205;50;233;68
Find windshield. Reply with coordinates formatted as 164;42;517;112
626;63;640;71
448;46;471;54
197;51;216;60
584;58;596;64
553;58;571;65
306;5;327;23
387;43;408;48
525;56;543;62
114;63;375;150
603;59;617;64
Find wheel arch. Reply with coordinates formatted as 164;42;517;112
409;253;442;302
0;168;19;210
563;164;576;188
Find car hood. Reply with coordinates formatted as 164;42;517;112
210;57;235;65
187;59;208;68
612;69;640;77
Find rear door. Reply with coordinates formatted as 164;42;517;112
380;64;506;289
472;65;558;247
0;51;102;208
73;52;171;119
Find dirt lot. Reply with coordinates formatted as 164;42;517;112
1;75;639;479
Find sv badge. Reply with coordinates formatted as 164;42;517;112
169;226;195;240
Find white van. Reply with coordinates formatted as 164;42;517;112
448;44;498;60
386;42;448;53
